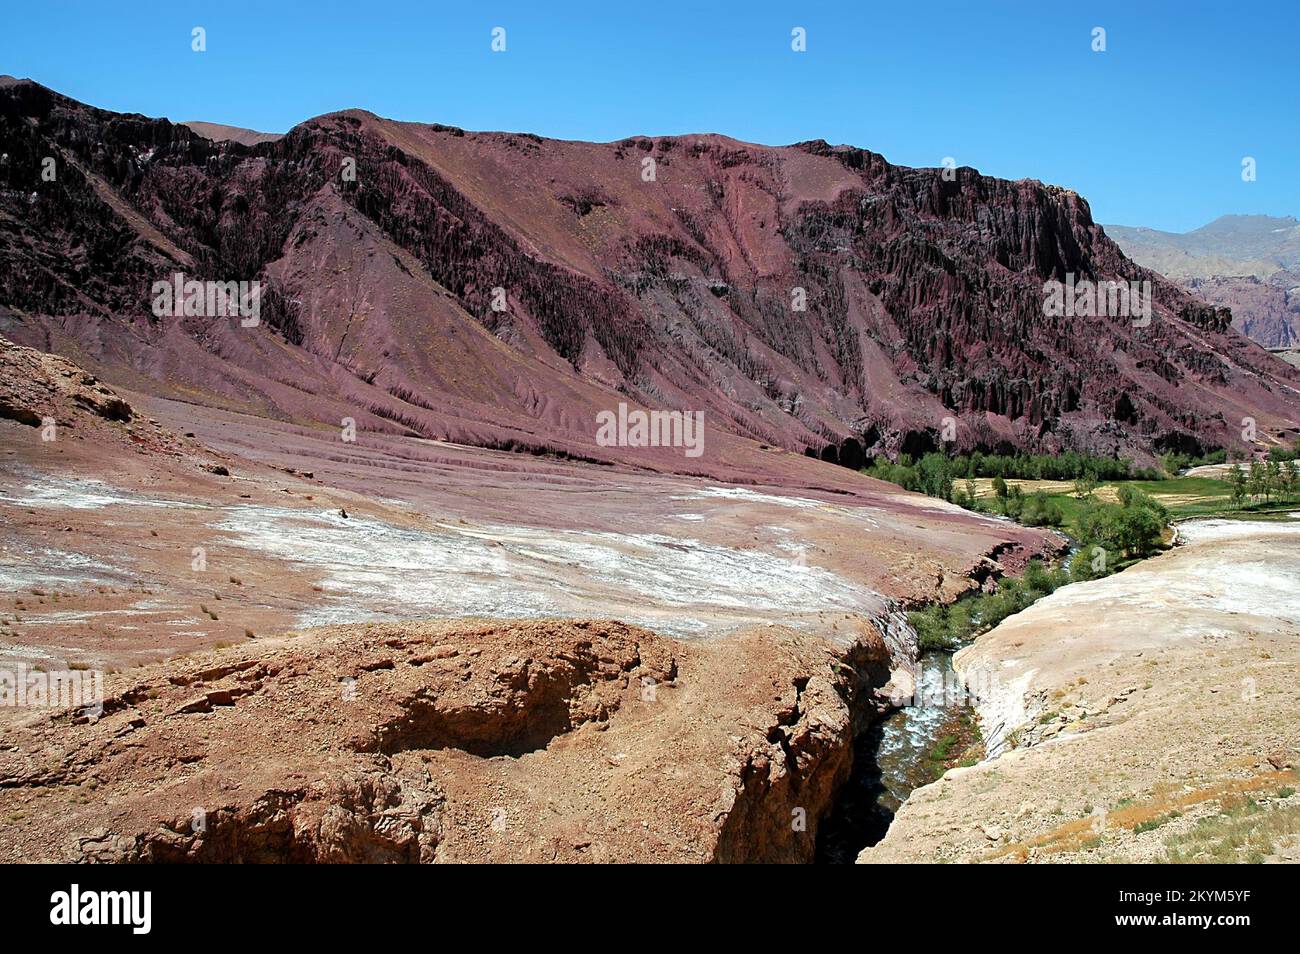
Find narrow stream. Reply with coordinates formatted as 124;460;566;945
815;547;1075;862
815;651;971;863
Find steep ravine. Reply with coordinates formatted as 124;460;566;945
815;650;970;862
712;605;919;863
816;555;1071;863
706;550;1069;864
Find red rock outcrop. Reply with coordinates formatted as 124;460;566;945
1185;273;1300;349
0;334;124;426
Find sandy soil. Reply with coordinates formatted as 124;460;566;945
860;518;1300;863
1184;463;1238;479
971;475;1234;509
969;478;1116;501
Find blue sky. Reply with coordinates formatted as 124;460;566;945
2;1;1295;231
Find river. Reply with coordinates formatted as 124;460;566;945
815;651;971;862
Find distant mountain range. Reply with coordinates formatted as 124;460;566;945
3;76;1299;467
1107;215;1300;349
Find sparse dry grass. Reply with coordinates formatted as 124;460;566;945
985;770;1298;862
1161;787;1300;863
968;477;1236;511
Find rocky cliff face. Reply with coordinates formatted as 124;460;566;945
0;617;899;863
3;77;1298;470
1184;272;1300;349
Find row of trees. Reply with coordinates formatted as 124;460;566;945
887;450;1154;482
910;485;1173;650
863;453;958;500
1228;459;1300;507
863;449;1174;506
864;452;1130;505
865;445;1296;500
952;451;1148;481
1158;449;1228;475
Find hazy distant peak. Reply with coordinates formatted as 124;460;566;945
183;121;283;147
1193;214;1300;236
1107;213;1300;348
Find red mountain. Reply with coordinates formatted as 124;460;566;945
2;76;1298;472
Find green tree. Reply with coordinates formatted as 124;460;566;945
1023;559;1053;596
1073;469;1100;500
917;453;955;501
1021;490;1064;527
1229;463;1247;509
1266;459;1282;504
1110;504;1165;557
1248;460;1266;505
1284;460;1299;499
1068;543;1106;582
1003;483;1025;520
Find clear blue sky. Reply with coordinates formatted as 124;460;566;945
3;1;1295;232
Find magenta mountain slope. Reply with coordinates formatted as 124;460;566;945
2;77;1298;473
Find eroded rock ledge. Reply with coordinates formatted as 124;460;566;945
0;616;898;863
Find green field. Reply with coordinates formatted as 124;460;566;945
969;474;1297;524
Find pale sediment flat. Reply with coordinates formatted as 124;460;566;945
1;470;886;659
0;389;1052;671
212;501;882;635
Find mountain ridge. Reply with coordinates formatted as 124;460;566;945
3;77;1299;474
1107;214;1300;349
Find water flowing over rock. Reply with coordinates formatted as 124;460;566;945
860;520;1300;864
